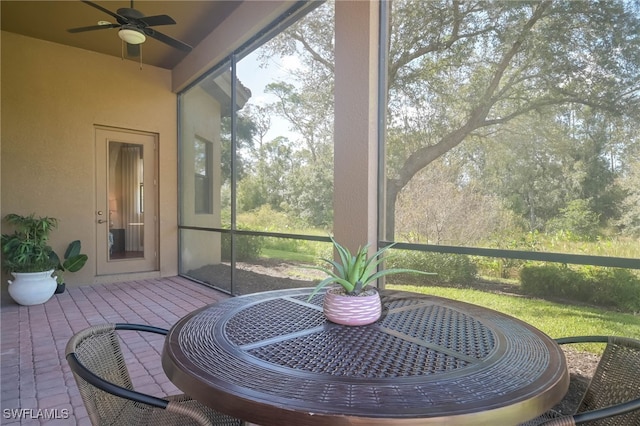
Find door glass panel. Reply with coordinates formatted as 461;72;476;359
109;141;144;260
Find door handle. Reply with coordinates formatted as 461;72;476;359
98;219;107;224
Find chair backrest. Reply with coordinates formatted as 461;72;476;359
577;336;640;426
66;324;151;424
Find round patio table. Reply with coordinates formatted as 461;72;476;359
162;288;569;425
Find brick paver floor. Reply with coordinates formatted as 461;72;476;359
1;276;229;425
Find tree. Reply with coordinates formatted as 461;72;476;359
236;96;333;227
395;158;519;245
616;157;640;236
384;0;640;238
282;145;334;227
472;105;628;231
546;199;600;240
220;112;257;184
258;0;640;239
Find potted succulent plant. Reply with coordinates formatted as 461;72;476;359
306;237;435;326
1;213;59;305
51;240;88;294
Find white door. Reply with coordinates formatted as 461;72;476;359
95;127;158;275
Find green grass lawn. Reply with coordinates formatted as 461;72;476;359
388;284;640;353
261;248;318;263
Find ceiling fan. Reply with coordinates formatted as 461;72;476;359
67;0;192;58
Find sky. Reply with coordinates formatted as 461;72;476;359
235;48;303;143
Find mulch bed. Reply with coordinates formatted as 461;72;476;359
189;259;600;415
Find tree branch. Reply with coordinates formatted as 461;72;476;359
389;2;495;83
390;1;554;193
290;32;334;74
484;1;552;109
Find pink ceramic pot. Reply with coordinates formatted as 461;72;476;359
323;286;382;326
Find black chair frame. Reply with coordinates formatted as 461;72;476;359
540;335;640;426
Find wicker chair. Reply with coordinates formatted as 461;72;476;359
66;323;244;426
519;336;640;426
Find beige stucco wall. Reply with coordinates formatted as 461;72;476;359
1;31;178;294
180;85;223;270
1;1;384;301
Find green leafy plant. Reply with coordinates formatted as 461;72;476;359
220;228;263;261
386;250;477;283
51;240;88;285
521;264;640;313
1;213;58;273
306;237;435;299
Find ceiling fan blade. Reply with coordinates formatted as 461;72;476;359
68;23;119;33
80;0;123;21
145;29;192;52
126;43;141;58
139;14;176;27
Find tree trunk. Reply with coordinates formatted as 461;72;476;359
381;1;552;241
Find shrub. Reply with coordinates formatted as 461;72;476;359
520;264;640;313
546;199;600;241
221;231;263;261
474;256;527;279
582;266;640;313
237;205;305;232
386;250;477;284
263;236;308;253
520;265;582;299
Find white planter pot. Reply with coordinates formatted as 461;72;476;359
323;286;382;326
7;270;57;306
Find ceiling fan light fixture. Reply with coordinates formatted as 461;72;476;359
118;28;146;45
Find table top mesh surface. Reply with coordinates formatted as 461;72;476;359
164;288;568;423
